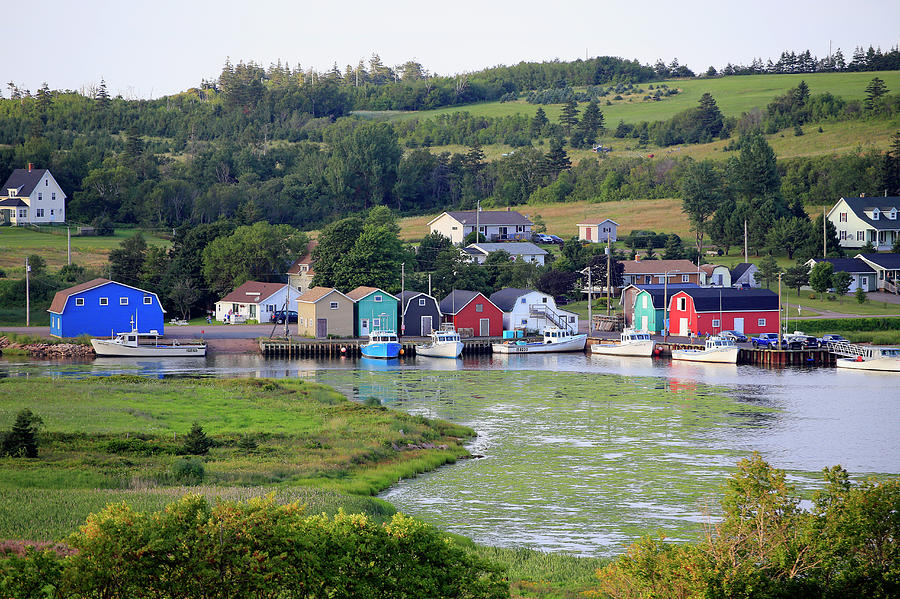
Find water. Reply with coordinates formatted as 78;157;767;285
1;353;898;556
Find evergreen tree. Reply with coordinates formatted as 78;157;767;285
756;255;782;290
96;78;110;109
663;234;684;259
182;422;213;455
541;137;571;179
881;132;900;196
681;160;723;255
783;264;809;294
1;409;43;458
573;100;604;148
464;139;485;172
864;77;889;110
109;232;148;286
530;107;549;135
559;99;579;134
697;92;724;139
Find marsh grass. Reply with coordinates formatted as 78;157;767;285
0;376;472;540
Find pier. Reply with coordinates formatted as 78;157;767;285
259;337;496;358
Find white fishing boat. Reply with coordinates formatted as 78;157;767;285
416;325;463;358
591;328;656;357
671;335;739;364
492;327;587;354
90;327;206;357
829;341;900;372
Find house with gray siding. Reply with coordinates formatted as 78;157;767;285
828;196;900;250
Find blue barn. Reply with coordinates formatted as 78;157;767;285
48;278;166;338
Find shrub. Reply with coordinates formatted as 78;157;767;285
170;458;205;484
0;409;43;458
181;422;213;455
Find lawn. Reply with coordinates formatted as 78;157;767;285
786;293;900;317
0;376;473;540
0;227;171;273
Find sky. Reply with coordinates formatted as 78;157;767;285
4;0;899;99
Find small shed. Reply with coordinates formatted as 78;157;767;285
577;219;618;243
346;286;400;337
296;287;354;338
439;290;503;337
399;291;441;337
48;278;165;338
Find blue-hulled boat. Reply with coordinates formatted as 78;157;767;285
360;331;401;359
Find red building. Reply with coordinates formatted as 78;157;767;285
668;288;780;337
438;290;503;337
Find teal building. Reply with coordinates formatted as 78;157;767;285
346;286;400;337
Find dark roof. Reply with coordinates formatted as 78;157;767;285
399;290;437;311
627;283;700;290
814;258;875;273
1;168;48;197
439;290;484;314
673;288;779;312
442;210;532;226
838;197;900;230
856;252;900;269
731;263;755;279
631;285;700;308
488;288;533;311
0;198;27;207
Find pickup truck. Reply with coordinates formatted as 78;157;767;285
751;333;802;350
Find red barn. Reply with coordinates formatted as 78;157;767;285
439;290;503;337
668;288;780;337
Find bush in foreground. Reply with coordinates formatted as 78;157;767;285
0;495;509;598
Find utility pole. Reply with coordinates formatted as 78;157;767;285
67;226;71;265
663;271;669;341
475;199;480;243
400;262;405;336
606;237;611;316
427;273;432;297
823;207;827;258
777;272;783;348
587;266;592;336
25;257;30;327
744;220;748;263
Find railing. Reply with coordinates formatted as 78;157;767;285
884;279;898;295
827;341;875;359
529;304;566;329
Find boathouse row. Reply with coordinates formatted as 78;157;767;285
667;288;780;337
48;278;165;338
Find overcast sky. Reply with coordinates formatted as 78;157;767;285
5;0;898;98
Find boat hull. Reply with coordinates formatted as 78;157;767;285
416;341;463;358
671;347;739;364
835;357;900;372
90;339;206;357
360;342;401;359
591;340;656;357
492;334;586;354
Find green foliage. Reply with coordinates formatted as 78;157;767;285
662;234;684;259
783;264;809;293
181;422;213;455
0;495;508;598
171;457;205;484
756;255;782;290
832;270;852;300
680;159;722;253
810;261;834;294
856;286;868;304
0;408;43;458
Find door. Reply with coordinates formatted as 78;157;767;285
862;276;869;291
679;318;689;336
316;318;327;338
641;315;648;331
421;315;433;335
586;227;592;241
249;305;256;319
360;319;369;336
479;318;491;337
734;318;744;333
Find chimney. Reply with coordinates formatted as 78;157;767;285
27;163;32;172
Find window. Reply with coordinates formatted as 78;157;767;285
712;319;720;328
678;297;686;311
418;298;426;306
891;209;898;220
99;297;108;306
857;231;864;241
38;193;42;201
120;297;128;305
758;318;766;327
373;318;381;328
872;209;880;220
143;296;152;305
541;296;548;303
645;275;652;284
374;295;382;302
840;230;847;240
329;301;339;310
75;297;85;306
521;319;528;325
45;180;48;186
475;303;483;312
35;208;44;217
682;275;689;282
520;298;526;304
50;209;54;215
18;209;26;218
300;265;307;272
266;304;274;312
840;212;847;222
52;192;56;201
643;295;649;308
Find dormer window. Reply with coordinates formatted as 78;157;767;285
7;189;15;196
891;208;897;220
872;208;880;220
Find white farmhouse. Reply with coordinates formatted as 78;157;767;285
214;281;301;323
428;210;532;245
488;288;579;333
0;164;67;225
828;195;900;250
464;242;548;265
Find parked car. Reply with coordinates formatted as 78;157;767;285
751;333;803;350
270;310;298;324
532;233;554;244
547;234;564;244
719;330;748;343
784;331;819;349
819;334;849;345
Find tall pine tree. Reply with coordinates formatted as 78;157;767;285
559;99;579;134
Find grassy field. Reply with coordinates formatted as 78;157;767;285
0;376;473;540
386;71;900;125
399;198;693;241
0;227;171;273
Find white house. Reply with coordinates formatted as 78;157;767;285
700;264;731;287
488;288;579;333
577;219;618;243
428;210;532;245
855;253;900;293
805;257;877;293
0;165;67;225
731;263;759;288
828;195;900;250
214;281;301;323
464;242;548;265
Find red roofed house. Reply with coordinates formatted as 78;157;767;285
667;288;780;337
214;281;301;323
438;290;503;337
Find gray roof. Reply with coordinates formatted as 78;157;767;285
399;290;437;310
488;288;534;311
731;263;755;279
0;198;27;207
444;210;532;226
1;168;48;198
439;289;484;314
838;196;900;230
856;252;900;269
468;242;547;256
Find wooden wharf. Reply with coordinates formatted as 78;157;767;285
260;337;496;358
